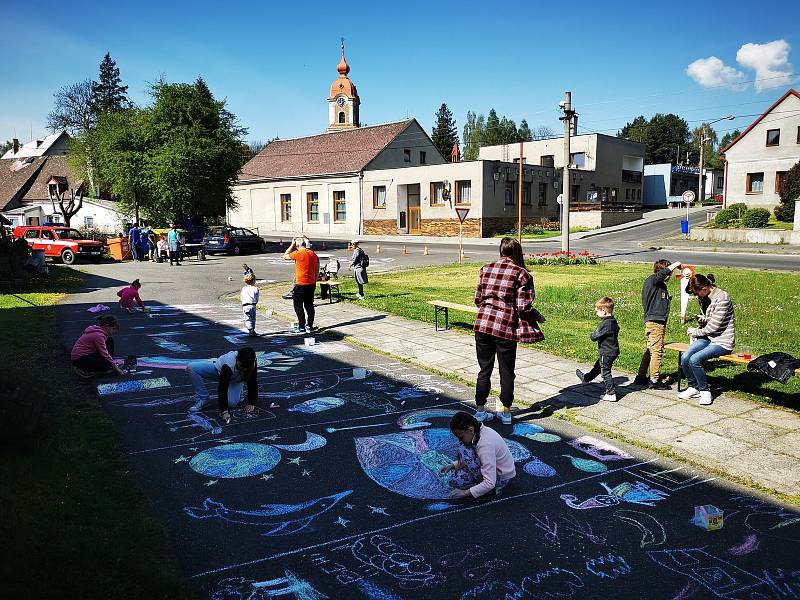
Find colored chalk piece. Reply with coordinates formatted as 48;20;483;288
691;505;724;530
97;377;171;395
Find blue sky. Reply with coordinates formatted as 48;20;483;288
1;0;798;146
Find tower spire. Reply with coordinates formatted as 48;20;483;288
337;37;350;76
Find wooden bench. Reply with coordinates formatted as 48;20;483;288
318;279;342;304
428;300;478;331
664;342;800;391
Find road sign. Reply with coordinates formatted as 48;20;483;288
556;194;563;205
682;190;696;204
455;207;470;224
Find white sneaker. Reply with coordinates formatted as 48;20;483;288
678;387;700;400
189;398;208;412
474;411;494;423
602;394;618;402
356;294;365;300
698;391;713;405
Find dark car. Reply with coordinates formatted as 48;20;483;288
204;226;266;255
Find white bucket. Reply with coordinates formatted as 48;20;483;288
304;337;316;346
352;367;367;379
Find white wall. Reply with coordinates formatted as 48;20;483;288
479;135;598;170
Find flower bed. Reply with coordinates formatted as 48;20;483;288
526;250;599;265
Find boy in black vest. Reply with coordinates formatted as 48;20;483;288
577;296;620;402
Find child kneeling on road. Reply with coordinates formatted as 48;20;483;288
440;411;516;499
187;348;258;424
117;279;147;314
576;296;620;402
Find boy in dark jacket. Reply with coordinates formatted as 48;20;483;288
634;259;681;389
576;297;620;401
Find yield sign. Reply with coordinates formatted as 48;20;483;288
455;207;470;223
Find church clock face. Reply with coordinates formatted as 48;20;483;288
336;96;346;106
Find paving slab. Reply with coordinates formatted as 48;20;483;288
617;414;693;444
655;403;724;427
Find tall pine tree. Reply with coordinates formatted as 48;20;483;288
431;103;459;161
90;53;129;117
517;119;533;142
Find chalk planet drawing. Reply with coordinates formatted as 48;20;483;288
562;455;608;473
289;396;346;414
189;443;281;478
272;432;327;452
396;409;460;429
523;457;557;477
505;439;531;463
97;377;171;395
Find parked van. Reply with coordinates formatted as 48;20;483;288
13;225;104;264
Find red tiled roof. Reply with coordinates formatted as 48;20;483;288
0;157;47;211
720;88;800;155
238;120;414;182
21;156;80;201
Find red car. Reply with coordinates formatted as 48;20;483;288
13;225;104;264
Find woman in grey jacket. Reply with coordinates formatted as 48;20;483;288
678;274;735;406
349;239;368;300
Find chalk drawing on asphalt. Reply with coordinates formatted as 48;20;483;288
523;457;557;477
189;443;281;478
184;490;353;536
505;439;531;463
563;455;608;473
336;391;396;414
460;567;583;600
397;409;460;429
727;534;760;556
463;559;509;582
272;432;327;452
261;374;341;399
585;553;631;580
97;377;171;395
150;337;192;352
567;436;633;462
624;465;715;491
438;545;484;569
512;423;562;443
612;509;666;548
210;571;328;600
561;481;669;510
289;397;346;414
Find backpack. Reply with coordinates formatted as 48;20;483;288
360;251;369;268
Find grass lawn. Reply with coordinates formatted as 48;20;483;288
0;267;190;599
336;261;800;409
768;216;794;231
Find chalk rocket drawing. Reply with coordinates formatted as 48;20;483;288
356;428;460;499
561;481;669;510
97;377;171;395
184;490;352;536
397;409;460;429
563;455;608;473
272;432;327;452
189;443;281;478
289;396;345;414
567;436;633;462
151;337;191;352
512;423;561;442
523;457;557;477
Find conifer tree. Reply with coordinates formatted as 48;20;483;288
431;103;459;161
90;53;129;116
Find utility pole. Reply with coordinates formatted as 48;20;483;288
698;132;705;204
518;141;523;246
559;92;576;253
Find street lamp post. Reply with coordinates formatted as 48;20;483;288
699;115;735;204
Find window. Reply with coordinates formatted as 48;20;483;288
403;149;411;162
338;111;345;124
776;171;788;195
540;155;555;167
513;157;527;164
716;176;724;189
455;180;471;205
334;190;346;222
746;172;764;194
797;126;800;144
24;229;39;239
373;186;386;209
84;216;94;228
280;194;292;221
430;182;445;206
41;230;54;240
766;129;780;146
538;182;547;206
637;189;642;200
504;182;515;206
522;183;531;206
306;192;319;222
571;185;580;203
419;151;426;164
625;188;630;200
570;152;586;168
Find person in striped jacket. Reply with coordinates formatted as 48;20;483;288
473;238;537;425
679;274;736;405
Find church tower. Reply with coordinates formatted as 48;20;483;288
327;40;360;132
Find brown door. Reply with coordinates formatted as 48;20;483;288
408;184;421;234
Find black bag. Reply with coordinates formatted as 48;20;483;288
360;251;369;268
747;352;800;384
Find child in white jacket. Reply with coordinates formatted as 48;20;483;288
241;274;260;336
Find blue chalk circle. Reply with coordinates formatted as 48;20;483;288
523;457;557;477
504;439;532;463
189;443;281;478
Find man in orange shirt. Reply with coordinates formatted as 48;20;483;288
284;236;320;333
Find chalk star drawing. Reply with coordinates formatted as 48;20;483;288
561;481;669;510
260;434;280;441
210;571;327;600
261;474;274;481
189;443;281;478
273;431;327;452
184;490;353;536
344;503;355;510
287;457;305;465
204;480;218;486
302;469;311;476
173;455;190;463
335;516;350;527
367;505;390;516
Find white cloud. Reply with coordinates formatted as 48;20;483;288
736;40;795;92
686;56;746;89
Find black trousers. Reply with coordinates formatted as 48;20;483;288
293;284;316;328
169;249;181;265
585;354;617;394
72;338;115;372
475;331;517;409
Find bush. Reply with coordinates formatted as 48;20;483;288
776;160;800;222
775;199;796;222
714;207;739;227
526;250;598;265
741;208;771;228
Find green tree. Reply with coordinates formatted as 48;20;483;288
462;111;484;161
533;125;554;140
517;119;533;142
499;116;518;144
619;115;649;144
775;160;800;222
431;103;459;161
47;79;95;134
0;140;12;156
90;53;130;116
719;129;741;150
620;114;690;164
692;123;721;169
482;109;502;146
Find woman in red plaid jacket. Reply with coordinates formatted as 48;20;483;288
473;238;537;425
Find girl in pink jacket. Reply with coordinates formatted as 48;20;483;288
71;315;124;377
117;279;145;313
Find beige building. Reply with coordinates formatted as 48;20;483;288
721;88;800;208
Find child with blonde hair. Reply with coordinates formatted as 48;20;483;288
576;296;620;402
241;273;260;337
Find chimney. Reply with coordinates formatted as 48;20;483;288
36;139;43;148
12;138;19;154
451;142;461;163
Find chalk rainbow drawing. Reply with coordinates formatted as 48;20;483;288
562;455;608;473
567;436;633;462
272;432;327;452
561;481;669;510
289;396;345;414
184;490;352;536
97;377;171;395
356;428;460;499
523;457;557;477
189;443;281;478
397;409;460;429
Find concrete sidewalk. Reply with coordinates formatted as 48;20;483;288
261;286;800;498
